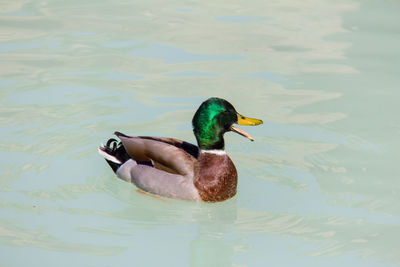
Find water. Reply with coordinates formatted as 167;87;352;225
1;0;399;266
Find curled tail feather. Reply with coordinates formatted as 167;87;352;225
98;138;131;173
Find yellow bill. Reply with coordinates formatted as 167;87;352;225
236;113;263;126
230;113;263;141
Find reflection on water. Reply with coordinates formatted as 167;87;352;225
1;0;400;266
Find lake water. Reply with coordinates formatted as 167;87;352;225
1;0;399;266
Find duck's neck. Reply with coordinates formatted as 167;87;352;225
196;133;225;150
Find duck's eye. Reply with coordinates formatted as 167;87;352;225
222;110;229;114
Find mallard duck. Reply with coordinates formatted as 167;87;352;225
98;97;262;202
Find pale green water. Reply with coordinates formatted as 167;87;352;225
1;0;399;266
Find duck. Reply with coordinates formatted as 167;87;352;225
98;97;263;202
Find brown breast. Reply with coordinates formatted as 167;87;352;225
194;152;238;202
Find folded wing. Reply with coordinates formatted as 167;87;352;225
115;132;198;177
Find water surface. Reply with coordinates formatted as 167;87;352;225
1;0;399;266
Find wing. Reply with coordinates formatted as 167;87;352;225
115;132;198;177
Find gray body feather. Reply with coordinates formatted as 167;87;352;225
116;159;200;200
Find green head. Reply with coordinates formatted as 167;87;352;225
192;97;263;150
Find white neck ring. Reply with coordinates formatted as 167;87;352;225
201;149;226;155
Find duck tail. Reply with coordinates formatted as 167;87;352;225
98;138;131;173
